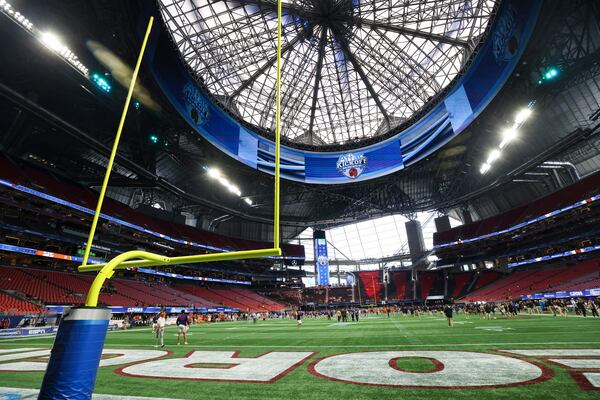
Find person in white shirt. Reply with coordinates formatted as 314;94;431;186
155;312;166;348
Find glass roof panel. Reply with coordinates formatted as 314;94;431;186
158;0;498;147
296;212;461;266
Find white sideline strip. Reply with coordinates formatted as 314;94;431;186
0;387;179;399
523;314;597;319
0;348;37;354
502;349;600;356
55;341;600;349
549;359;600;368
0;334;57;341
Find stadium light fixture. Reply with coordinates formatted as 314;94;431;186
206;167;246;199
515;108;532;124
39;31;89;76
487;149;501;164
480;163;491;174
0;1;33;31
207;168;221;179
0;1;89;77
40;32;63;52
499;127;518;148
226;183;242;196
244;198;253;205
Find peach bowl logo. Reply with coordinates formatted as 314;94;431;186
183;82;210;127
336;153;367;179
317;255;328;266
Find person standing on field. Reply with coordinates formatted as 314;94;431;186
176;310;190;345
444;302;454;327
155;312;166;348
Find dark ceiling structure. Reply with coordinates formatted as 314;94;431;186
0;0;599;243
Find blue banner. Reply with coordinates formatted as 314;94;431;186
147;0;541;184
314;231;330;286
45;306;240;314
0;326;58;338
521;288;600;300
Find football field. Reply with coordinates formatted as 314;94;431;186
1;314;599;399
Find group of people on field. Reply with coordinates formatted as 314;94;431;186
151;310;191;348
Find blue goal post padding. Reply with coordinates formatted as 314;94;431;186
38;307;111;400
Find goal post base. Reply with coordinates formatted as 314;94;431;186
38;307;111;400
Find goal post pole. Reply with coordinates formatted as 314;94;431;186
81;17;154;267
273;0;282;249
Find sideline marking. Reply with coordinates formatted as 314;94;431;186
0;387;179;399
475;326;514;332
328;323;357;327
27;341;600;349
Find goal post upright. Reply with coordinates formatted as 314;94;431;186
39;3;285;398
79;0;284;306
80;17;155;268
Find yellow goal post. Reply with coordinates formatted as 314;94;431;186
78;1;285;307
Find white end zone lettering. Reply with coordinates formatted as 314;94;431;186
118;351;314;383
308;351;550;388
0;348;168;372
501;349;600;390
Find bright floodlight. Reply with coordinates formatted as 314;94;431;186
244;198;253;205
227;184;242;197
515;108;532;124
480;163;491;174
207;168;221;179
487;149;501;164
499;127;518;148
40;32;64;52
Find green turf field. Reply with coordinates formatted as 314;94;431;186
1;313;599;399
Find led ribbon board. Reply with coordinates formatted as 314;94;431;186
521;288;600;301
45;306;241;314
508;244;600;268
147;0;541;184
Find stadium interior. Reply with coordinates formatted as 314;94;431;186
0;0;600;399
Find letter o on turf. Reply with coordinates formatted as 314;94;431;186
309;351;548;388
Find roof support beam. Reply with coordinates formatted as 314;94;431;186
353;18;470;48
307;26;328;141
330;28;391;126
229;30;306;99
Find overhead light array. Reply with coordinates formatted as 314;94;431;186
0;0;89;77
0;0;32;30
480;104;534;174
206;167;253;206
